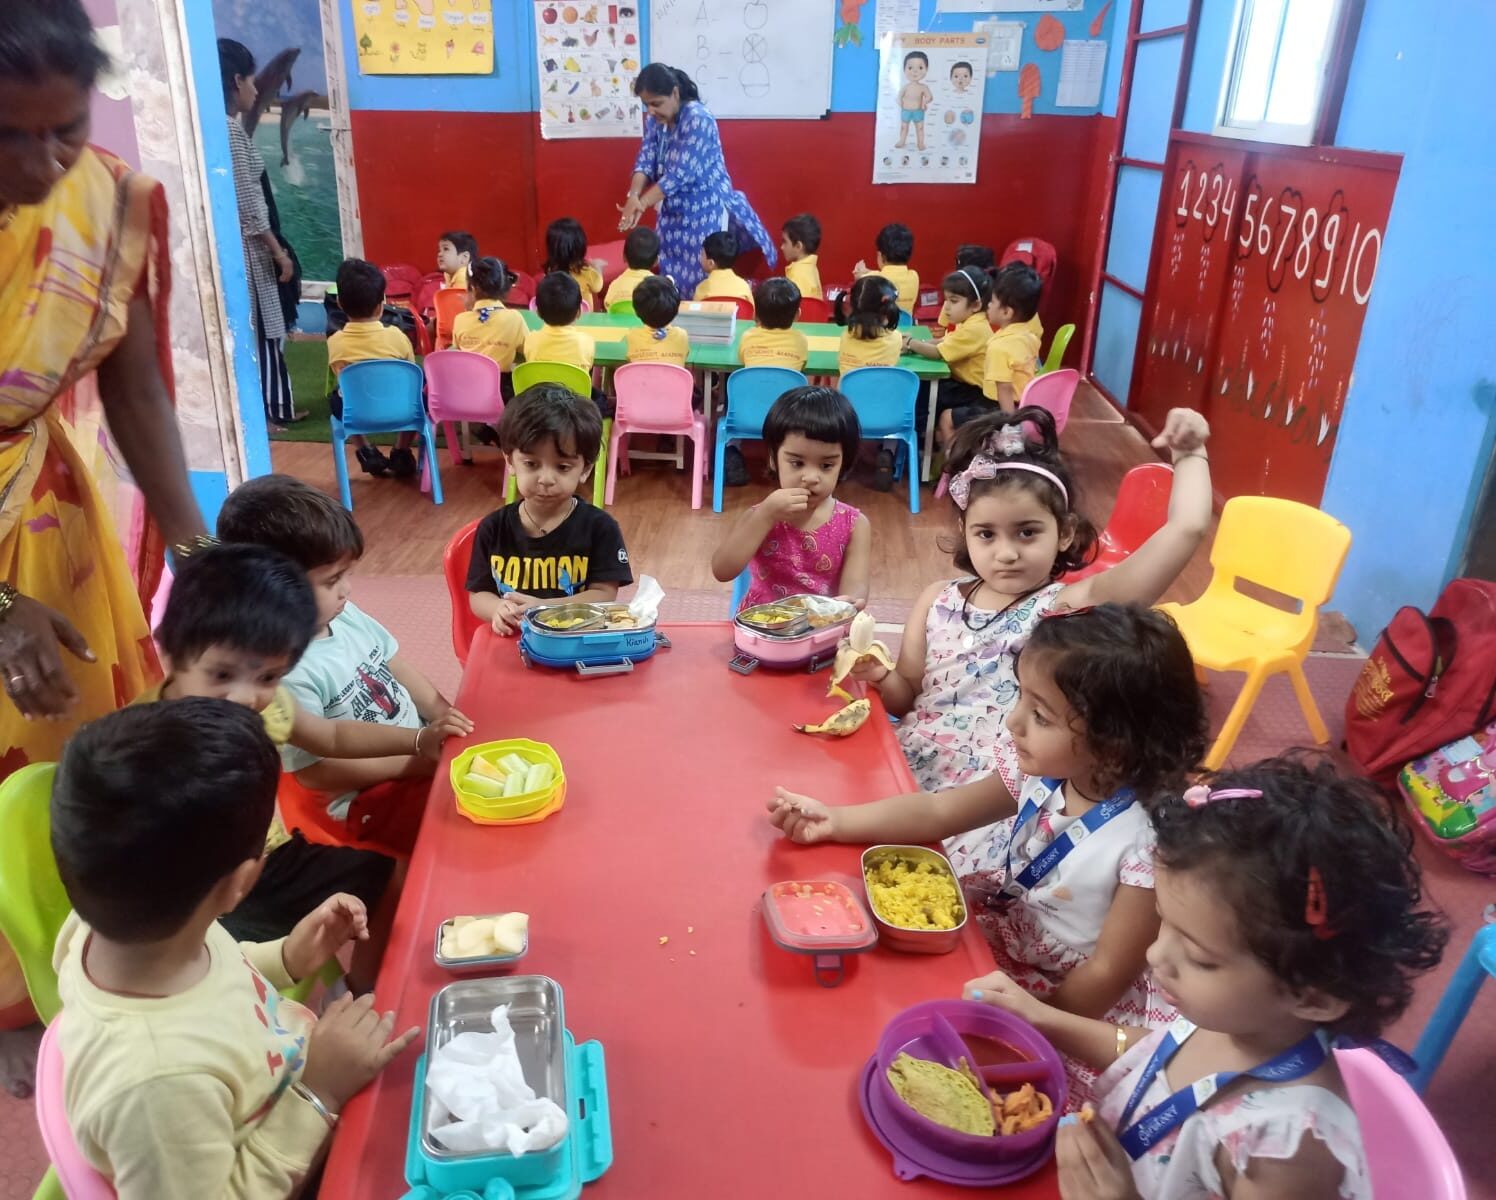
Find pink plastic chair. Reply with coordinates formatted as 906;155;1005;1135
1063;462;1174;580
606;362;707;509
1335;1047;1467;1199
1019;367;1079;434
419;350;508;495
36;1020;117;1198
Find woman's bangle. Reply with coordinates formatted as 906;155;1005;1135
0;582;18;623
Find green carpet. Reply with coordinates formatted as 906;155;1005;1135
273;339;446;447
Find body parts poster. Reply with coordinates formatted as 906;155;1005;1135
535;2;644;139
351;0;493;75
873;34;989;185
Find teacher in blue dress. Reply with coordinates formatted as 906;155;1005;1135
616;64;776;299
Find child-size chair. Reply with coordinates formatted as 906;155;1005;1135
508;360;610;509
507;270;537;308
897;308;915;329
606;362;707;509
1158;496;1351;769
432;287;468;351
36;1020;116;1199
702;296;755;321
444;518;484;666
422;350;508;493
331;360;442;512
1410;922;1496;1095
1063;463;1173;581
0;763;67;1025
1038;323;1075;375
838;366;921;514
1019;368;1078;434
607;300;637;317
380;262;423;302
713;366;808;512
1335;1046;1467;1199
796;296;833;323
729;568;751;616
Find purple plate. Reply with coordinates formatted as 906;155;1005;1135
858;1056;1055;1187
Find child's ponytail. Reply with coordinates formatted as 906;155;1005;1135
843;275;900;339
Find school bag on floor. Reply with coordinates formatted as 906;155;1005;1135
1397;719;1496;875
1344;578;1496;788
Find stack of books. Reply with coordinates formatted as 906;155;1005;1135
675;300;738;346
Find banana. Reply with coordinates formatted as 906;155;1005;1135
827;611;896;701
794;698;872;737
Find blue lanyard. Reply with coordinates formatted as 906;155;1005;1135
1003;781;1134;895
1117;1019;1329;1159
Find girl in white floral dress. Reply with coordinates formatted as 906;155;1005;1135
964;756;1448;1199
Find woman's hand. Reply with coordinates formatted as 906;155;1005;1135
617;194;647;232
273;245;294;284
0;592;97;719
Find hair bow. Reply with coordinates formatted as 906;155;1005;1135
1182;785;1263;808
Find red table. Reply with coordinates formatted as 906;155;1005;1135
322;623;1059;1198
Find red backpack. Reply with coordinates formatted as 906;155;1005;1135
1344;578;1496;786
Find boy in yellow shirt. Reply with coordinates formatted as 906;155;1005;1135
902;267;993;454
52;699;420;1199
854;223;919;315
625;276;690;366
523;272;597;375
780;214;823;300
739;278;808;370
436;229;476;290
327;258;419;479
693;231;755;310
934;262;1044;449
604;226;659;310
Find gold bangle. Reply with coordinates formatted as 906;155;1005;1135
1115;1025;1129;1060
0;582;17;622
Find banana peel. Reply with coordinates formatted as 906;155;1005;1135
794;698;871;738
828;610;896;702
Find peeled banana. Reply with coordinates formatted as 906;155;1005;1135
828;611;897;701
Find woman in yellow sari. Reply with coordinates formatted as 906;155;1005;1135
1;0;207;1093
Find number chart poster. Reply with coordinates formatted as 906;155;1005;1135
1133;134;1400;504
352;0;493;75
873;34;989;186
534;2;644;139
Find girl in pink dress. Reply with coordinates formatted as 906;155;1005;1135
713;386;872;609
963;756;1448;1199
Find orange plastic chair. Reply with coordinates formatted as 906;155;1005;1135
702;295;755;320
444;518;484;665
1158;496;1352;769
1065;463;1174;581
432;288;468;351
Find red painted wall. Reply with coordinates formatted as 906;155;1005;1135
351;110;1110;338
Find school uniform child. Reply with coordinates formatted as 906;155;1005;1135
977;261;1044;418
522;272;597;375
780;213;823;301
545;216;605;311
739;278;809;370
437;229;477;291
451;257;527;373
604;226;660;309
52;699;419;1197
837;275;904;373
624;275;690;366
942;243;997;326
326;258;419;479
855;223;919;315
901;268;995;453
693;230;755;309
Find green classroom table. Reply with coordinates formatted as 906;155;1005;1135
517;310;951;480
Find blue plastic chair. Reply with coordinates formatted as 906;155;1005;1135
1410;922;1496;1094
331;359;442;512
839;366;921;514
898;308;914;328
713;366;808;512
728;568;750;616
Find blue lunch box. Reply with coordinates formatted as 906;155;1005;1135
519;603;668;676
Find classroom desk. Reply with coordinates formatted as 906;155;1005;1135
518;311;950;480
321;624;1058;1199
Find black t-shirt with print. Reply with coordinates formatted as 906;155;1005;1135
466;500;633;599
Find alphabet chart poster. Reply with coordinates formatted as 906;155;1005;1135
873;33;989;185
534;2;645;139
351;0;494;75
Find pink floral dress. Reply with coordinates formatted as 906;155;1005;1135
1094;1022;1372;1199
739;500;861;610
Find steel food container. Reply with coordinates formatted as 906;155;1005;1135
861;845;968;955
432;914;530;974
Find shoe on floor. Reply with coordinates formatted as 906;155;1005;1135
724;445;749;487
473;424;501;446
873;448;895;492
356;446;391;476
388;447;418;478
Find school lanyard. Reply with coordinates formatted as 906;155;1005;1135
1003;781;1135;895
1116;1018;1329;1160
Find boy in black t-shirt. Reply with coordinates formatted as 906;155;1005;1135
466;383;633;635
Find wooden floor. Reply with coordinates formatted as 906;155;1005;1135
268;384;1214;605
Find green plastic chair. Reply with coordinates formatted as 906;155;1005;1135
1038;322;1075;376
0;763;68;1025
508;360;611;509
606;300;636;317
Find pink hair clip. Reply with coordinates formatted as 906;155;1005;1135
1183;785;1264;808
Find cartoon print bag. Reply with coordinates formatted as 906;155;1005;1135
1398;719;1496;875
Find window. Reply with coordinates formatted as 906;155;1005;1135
1215;0;1354;146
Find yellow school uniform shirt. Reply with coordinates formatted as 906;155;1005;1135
571;264;604;309
54;914;328;1200
938;312;993;388
838;329;904;374
604;267;652;309
327;319;415;375
523;324;596;374
625;324;690;366
452;301;528;370
443;266;468;291
983;314;1044;403
874;264;920;314
739;326;809;370
694;268;756;309
784;255;823;300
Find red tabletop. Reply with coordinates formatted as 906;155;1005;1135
322;623;1059;1198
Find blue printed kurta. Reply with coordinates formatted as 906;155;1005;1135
632;101;776;298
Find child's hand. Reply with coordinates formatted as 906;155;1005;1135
284;893;368;982
299;993;421;1114
847;655;892;685
963;970;1047;1025
833;594;868;612
853;259;869;278
491;595;531;637
763;487;812;521
1056;1110;1141;1200
417;709;475;760
766;787;837;844
1151;408;1210;459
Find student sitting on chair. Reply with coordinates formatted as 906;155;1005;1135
854;223;920;316
902;268;994;454
692;230;755;310
604;226;660;309
625;275;690;366
970;261;1044;427
780;213;823;301
545;216;606;311
719;277;810;489
453;256;528;460
437;229;477;291
837;275;904;375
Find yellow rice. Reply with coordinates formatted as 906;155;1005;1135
865;857;962;930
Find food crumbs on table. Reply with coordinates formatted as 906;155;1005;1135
687;926;694;934
689;949;696;956
658;936;670;945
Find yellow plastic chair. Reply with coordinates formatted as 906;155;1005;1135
507;360;611;509
1158;496;1351;769
1038;322;1075;375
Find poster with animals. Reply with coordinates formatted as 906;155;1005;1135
351;0;493;75
873;33;989;185
535;2;644;139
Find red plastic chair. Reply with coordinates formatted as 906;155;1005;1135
606;362;707;509
380;262;423;301
423;350;508;486
589;239;626;285
414;271;445;317
432;288;468;351
507;270;536;307
796;296;834;323
444;518;484;666
702;296;755;320
1020;368;1078;434
1063;462;1173;581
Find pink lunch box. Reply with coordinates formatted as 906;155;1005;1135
729;595;857;674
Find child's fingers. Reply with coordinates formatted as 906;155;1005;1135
377;1025;422;1067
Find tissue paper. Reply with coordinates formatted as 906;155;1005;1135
628;575;665;623
425;1005;569;1155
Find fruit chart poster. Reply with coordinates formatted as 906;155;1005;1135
351;0;494;75
535;2;645;139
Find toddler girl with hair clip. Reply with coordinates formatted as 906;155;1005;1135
965;754;1448;1199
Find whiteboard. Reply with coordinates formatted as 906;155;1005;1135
648;0;836;120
